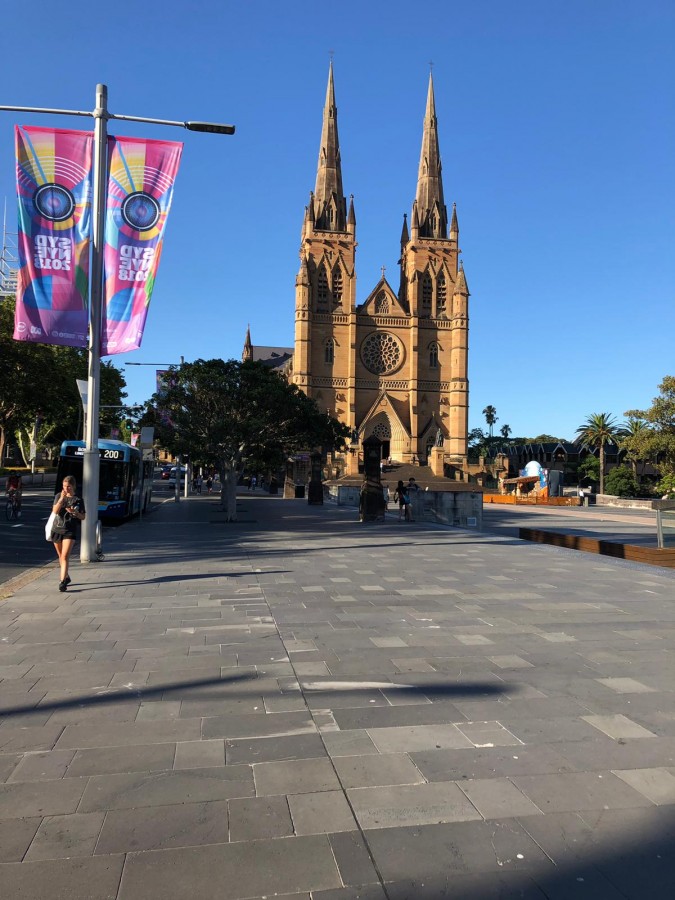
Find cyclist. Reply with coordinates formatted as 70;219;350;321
6;472;23;518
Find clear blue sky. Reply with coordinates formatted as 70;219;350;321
2;0;673;440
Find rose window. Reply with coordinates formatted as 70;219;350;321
360;332;403;375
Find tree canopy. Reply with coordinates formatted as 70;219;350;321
624;376;675;494
144;358;350;519
0;297;127;464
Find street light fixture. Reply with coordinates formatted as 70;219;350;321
0;88;234;561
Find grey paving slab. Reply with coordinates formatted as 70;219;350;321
66;742;176;777
117;834;341;899
288;790;357;834
174;739;225;768
0;854;125;899
348;782;482;829
411;744;574;781
333;753;425;789
228;795;294;842
364;819;553;881
8;749;75;782
253;757;341;796
0;776;87;819
0;816;41;862
25;811;104;860
79;765;253;812
327;829;381;887
510;772;654;813
95;799;229;853
225;733;327;764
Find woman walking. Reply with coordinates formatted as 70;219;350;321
51;475;86;592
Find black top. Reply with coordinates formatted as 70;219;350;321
54;494;86;534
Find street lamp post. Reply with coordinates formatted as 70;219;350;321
1;87;234;561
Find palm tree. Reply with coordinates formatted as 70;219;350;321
482;405;498;437
575;413;621;495
620;417;650;480
500;423;512;441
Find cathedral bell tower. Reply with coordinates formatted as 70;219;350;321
293;63;357;435
399;74;469;463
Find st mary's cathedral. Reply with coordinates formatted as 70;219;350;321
244;64;470;475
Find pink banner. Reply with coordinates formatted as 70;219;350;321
13;126;92;347
101;135;182;355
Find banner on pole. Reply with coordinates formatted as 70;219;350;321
101;135;182;356
13;126;93;347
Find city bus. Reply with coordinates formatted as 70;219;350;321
56;440;153;521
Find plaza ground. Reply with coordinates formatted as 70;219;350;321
1;490;674;898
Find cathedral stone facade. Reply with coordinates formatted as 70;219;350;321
248;65;470;474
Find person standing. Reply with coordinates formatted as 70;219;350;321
394;480;409;522
51;475;85;592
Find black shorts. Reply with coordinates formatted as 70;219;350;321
53;528;78;542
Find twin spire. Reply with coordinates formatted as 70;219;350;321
414;74;448;239
312;62;347;231
312;66;450;242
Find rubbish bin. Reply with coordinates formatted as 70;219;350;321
294;485;305;499
269;479;278;495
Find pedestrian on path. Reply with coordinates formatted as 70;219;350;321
206;475;213;494
394;480;410;522
51;475;85;592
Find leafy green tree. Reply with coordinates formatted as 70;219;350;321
145;358;350;520
482;405;498;437
619;417;650;481
603;465;639;498
0;297;126;465
577;454;600;486
624;377;675;485
575;413;621;495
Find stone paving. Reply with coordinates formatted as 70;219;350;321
1;492;675;898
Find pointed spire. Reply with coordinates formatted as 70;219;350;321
415;74;447;239
313;62;347;231
454;261;469;295
347;194;356;230
449;202;459;240
411;200;420;239
243;324;252;361
400;213;409;245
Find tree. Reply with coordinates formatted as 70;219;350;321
574;413;621;496
146;359;350;521
482;405;498;437
620;417;651;481
0;297;126;465
500;424;512;440
604;465;639;498
577;454;600;486
624;377;675;485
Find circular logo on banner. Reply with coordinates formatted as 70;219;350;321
121;192;160;231
34;184;75;222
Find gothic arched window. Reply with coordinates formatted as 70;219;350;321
429;342;439;369
332;267;343;304
375;291;389;314
324;338;335;364
436;273;446;315
317;265;329;305
422;273;432;310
